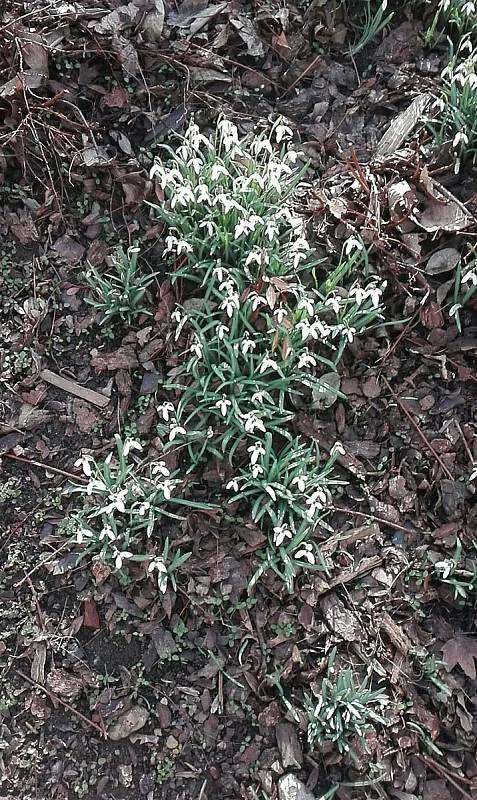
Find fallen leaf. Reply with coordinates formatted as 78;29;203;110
425;247;461;275
53;235;85;265
83;599;100;629
108;705;149;740
442;636;477;679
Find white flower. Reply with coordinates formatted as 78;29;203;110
248;441;266;465
114;549;133;570
259;353;280;374
349;285;367;306
151;461;170;477
99;525;116;541
190;336;203;359
343;237;364;256
214;193;245;215
264;485;277;500
195;184;211;203
294;542;315;564
297;296;315;316
76;528;93;544
342;325;356;343
75;455;95;477
216;395;232;416
157;401;175;421
265;221;279;241
251;464;264;479
305;488;328;518
122;438;143;458
171;186;195;209
453;131;469;149
137;502;151;516
291;474;307;492
241;333;256;355
86;478;108;495
148;557;168;593
103;489;128;514
245;249;267;268
199;220;215;236
273;307;288;324
449;303;462;317
213;264;228;282
252;137;273;156
462;268;477;286
220;290;240;318
330;441;345;457
249;292;266;311
169;418;186;441
297;350;317;370
226;477;243;492
296;319;331;341
462;1;475;15
275;122;293;144
273;524;293;547
469;462;477;482
158;479;174;500
251;390;268;404
324;296;341;315
210;163;230;181
242;411;266;434
187;157;203;175
217;323;229;340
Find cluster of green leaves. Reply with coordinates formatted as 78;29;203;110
84;245;154;324
303;648;389;759
148;117;385;589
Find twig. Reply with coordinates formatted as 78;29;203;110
40;368;110;408
418;754;475;800
383;377;454;480
327;504;414;534
279;53;323;99
16;669;106;738
4;453;87;483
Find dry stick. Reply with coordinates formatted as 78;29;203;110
328;504;413;534
17;669;106;738
279;53;323;99
4;452;87;483
418;754;475;800
383;377;454;480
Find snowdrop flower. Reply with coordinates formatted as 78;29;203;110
297;295;315;316
273;307;288;324
216;395;232;416
259;353;280;374
216;323;229;340
449;302;462;317
248;441;266;465
462;268;477;286
349;285;367;306
273;524;293;547
137;502;151;517
297;350;317;370
294;542;315;564
252;137;273;156
213;264;228;283
462;1;475;15
265;221;279;241
342;325;356;343
187;157;203;175
169;418;186;441
226;477;244;492
148;557;168;593
275;122;293;143
86;478;108;495
264;485;277;500
195;183;212;203
171;308;188;341
245;248;268;268
210;163;230;181
330;441;345;457
242;411;266;434
199;220;215;236
291;474;307;492
99;525;116;542
324;297;342;316
151;461;170;477
76;528;93;544
343;236;364;256
251;390;270;404
248;292;266;311
453;131;469;149
157;402;175;422
306;488;328;518
103;489;128;515
114;549;133;570
75;455;95;477
190;336;203;359
171;186;195;209
214;194;245;214
122;438;143;458
251;464;264;479
158;479;174;500
241;333;256;355
220;290;240;318
217;118;240;152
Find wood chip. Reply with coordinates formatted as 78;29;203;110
374;93;431;158
40;369;109;408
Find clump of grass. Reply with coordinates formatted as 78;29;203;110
84;245;154;324
349;0;394;56
424;0;477;44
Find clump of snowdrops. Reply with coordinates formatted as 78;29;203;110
429;34;477;171
148;116;386;589
85;245;154;325
64;435;208;593
425;0;477;44
303;648;389;758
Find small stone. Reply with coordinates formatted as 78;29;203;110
166;734;179;750
278;773;316;800
108;705;149;741
118;765;133;787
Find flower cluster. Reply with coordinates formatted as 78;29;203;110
430;35;477;170
149;117;385;587
64;436;206;593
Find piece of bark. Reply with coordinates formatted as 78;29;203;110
379;611;412;656
40;369;109;408
375;93;431;158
